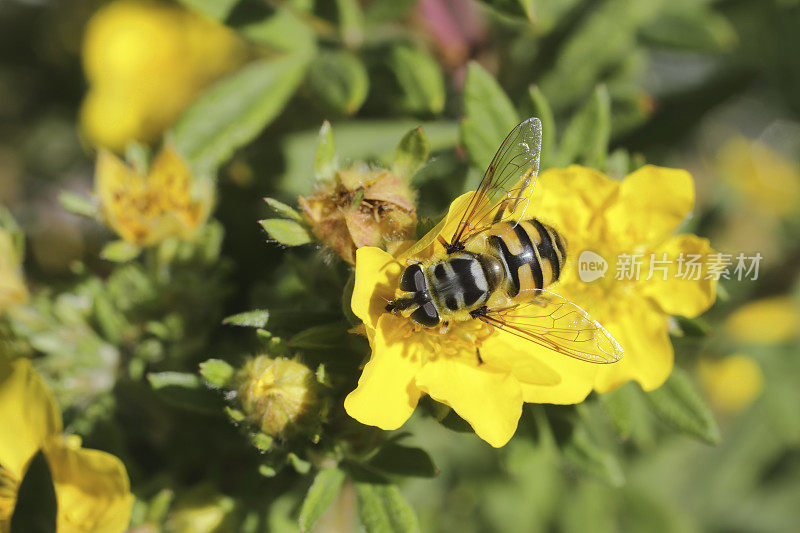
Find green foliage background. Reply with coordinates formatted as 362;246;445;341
1;0;800;531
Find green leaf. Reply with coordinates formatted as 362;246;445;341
58;191;98;219
125;142;151;174
368;444;438;478
264;197;302;221
10;450;56;533
392;127;429;180
172;55;309;174
477;0;534;21
645;367;720;444
355;482;420;533
524;85;556;168
175;0;238;20
307;50;369;115
556;84;611;168
237;7;316;56
673;315;711;337
336;0;365;47
147;372;222;413
298;468;347;532
390;46;446;115
288;323;349;350
314;121;337;181
199;359;236;388
600;382;638;439
461;62;519;170
222;309;270;328
100;240;142;263
259;219;313;246
641;8;737;52
562;427;625;487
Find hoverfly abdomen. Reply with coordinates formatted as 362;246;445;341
487;219;567;296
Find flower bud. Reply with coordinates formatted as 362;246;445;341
236;356;318;438
299;165;417;263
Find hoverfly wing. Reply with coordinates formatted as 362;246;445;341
476;290;623;364
450;117;543;247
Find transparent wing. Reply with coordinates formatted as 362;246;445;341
476;290;623;364
451;117;542;247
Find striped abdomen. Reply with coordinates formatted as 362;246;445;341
487;219;567;296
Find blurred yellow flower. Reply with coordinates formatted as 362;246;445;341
80;0;246;151
95;145;213;247
529;165;717;393
0;358;133;532
716;136;800;216
0;229;26;312
724;297;800;344
698;354;763;413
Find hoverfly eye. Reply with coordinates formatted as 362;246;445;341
410;301;439;327
399;264;426;292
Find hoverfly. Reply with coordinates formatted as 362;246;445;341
385;118;623;364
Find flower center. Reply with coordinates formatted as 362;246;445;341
403;319;495;364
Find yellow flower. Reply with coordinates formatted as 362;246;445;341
0;358;133;532
698;354;763;413
80;0;246;151
0;230;26;312
724;297;800;345
95;145;214;247
527;165;717;392
299;166;417;264
716;136;800;216
345;165;716;447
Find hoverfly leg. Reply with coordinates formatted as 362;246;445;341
438;321;450;335
437;235;450;249
491;198;509;225
476;348;484;365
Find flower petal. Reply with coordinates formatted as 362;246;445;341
415;355;522;447
528;165;619;242
639;235;717;318
479;336;561;386
344;315;423;430
351;247;402;330
0;358;61;478
605;165;695;249
44;438;134;532
593;297;673;393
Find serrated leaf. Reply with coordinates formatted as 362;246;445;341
557;84;611;168
264;197;302;221
390;46;445;115
199;359;235;387
307;50;369;115
171;55;308;174
392;127;429;180
314;121;337;181
368;444;437;478
58;191;99;219
298;468;346;532
524;86;556;168
10;450;56;533
562;428;625;487
260;219;313;246
223;309;270;328
356;483;419;533
100;240;142;263
461;62;519;170
645;368;720;444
